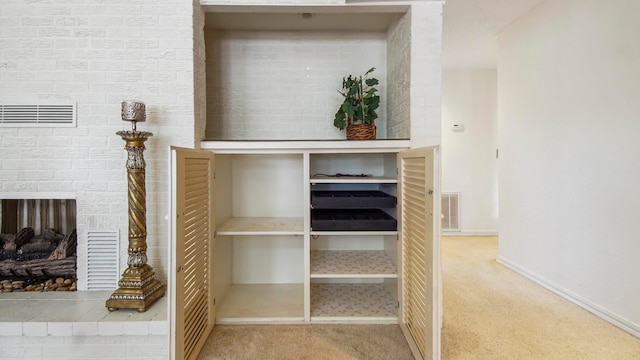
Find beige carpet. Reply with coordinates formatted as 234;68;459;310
197;236;640;359
442;236;640;359
196;324;414;360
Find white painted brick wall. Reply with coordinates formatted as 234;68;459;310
205;30;388;140
0;335;167;360
193;0;208;145
387;9;411;140
0;0;199;295
409;2;444;148
203;2;444;144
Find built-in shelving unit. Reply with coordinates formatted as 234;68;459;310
308;146;401;322
177;1;443;357
202;4;412;141
201;140;408;324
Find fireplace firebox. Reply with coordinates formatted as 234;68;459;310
0;199;77;292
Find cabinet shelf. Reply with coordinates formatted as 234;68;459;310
216;284;304;323
217;217;304;235
208;142;410;324
310;251;397;278
310;176;397;184
310;283;397;321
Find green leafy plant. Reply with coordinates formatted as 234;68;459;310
333;67;380;130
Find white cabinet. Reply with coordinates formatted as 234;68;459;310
199;140;413;323
171;141;440;360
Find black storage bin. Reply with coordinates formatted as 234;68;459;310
311;191;396;209
311;209;397;231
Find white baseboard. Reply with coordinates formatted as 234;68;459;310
497;256;640;339
442;230;498;236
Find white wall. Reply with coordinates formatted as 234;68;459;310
498;0;640;335
442;69;498;234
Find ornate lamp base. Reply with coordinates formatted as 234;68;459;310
109;104;164;313
106;264;166;312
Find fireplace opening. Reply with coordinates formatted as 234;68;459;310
0;199;77;292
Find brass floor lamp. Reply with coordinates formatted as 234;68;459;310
106;101;165;312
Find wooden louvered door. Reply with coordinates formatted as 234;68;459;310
397;147;441;360
170;147;215;360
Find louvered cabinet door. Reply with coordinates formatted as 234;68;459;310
170;148;215;360
397;147;441;360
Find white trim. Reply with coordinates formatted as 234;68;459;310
497;256;640;339
0;192;77;199
311;274;398;279
216;317;305;325
442;230;498;236
200;140;410;154
168;147;178;360
200;4;412;14
310;316;397;324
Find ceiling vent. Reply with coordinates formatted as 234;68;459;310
0;104;76;127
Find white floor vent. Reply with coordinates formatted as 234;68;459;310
0;104;76;127
86;230;120;290
442;192;460;231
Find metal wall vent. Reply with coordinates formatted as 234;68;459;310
86;229;120;290
442;192;460;231
0;104;76;127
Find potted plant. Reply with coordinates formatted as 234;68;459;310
333;67;380;140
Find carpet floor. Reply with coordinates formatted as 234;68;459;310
196;324;414;360
196;236;640;359
441;236;640;359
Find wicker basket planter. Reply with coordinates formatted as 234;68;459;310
334;68;380;140
346;123;376;140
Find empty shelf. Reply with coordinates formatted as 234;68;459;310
216;284;304;323
311;250;397;278
217;217;304;235
310;283;397;320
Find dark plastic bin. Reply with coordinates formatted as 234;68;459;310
311;191;396;209
311;209;397;231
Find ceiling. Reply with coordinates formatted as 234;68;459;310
442;0;546;68
203;0;548;69
203;5;408;32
